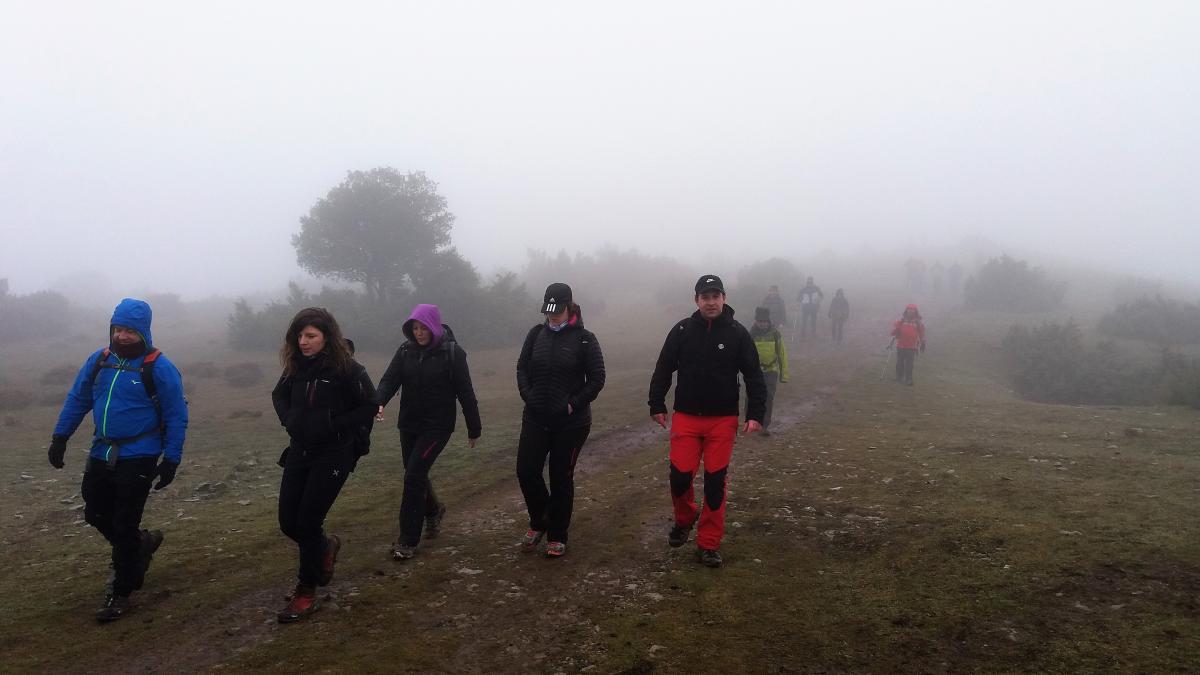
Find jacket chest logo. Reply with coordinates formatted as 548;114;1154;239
717;344;725;350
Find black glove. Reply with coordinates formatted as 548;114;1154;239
48;435;68;469
153;459;178;490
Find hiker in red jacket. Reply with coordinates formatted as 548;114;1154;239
891;304;926;386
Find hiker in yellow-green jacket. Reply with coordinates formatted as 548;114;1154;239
749;306;788;436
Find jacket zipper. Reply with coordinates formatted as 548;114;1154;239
100;355;126;461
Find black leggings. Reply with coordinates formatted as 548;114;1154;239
278;455;351;587
81;456;157;596
896;348;917;383
516;423;591;543
397;430;451;546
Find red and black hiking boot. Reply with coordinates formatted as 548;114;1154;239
425;503;448;539
520;529;545;552
95;593;130;623
277;584;319;623
318;534;340;586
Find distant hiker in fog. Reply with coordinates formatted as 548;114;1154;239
828;289;850;343
272;308;377;623
761;285;788;336
649;275;767;568
376;304;481;562
516;283;606;558
931;261;945;296
48;298;188;623
890;304;927;386
796;277;824;339
750;306;788;436
905;258;927;294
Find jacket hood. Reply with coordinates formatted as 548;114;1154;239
903;303;922;320
403;304;446;347
110;298;153;348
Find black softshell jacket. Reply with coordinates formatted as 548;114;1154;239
272;355;377;464
516;315;606;431
375;332;482;438
648;305;768;422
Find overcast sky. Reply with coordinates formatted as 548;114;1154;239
2;1;1197;299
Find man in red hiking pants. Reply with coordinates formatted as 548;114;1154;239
648;275;767;567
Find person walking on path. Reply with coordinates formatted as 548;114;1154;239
750;306;788;435
375;303;482;561
516;283;606;558
828;289;850;343
891;303;927;386
761;285;788;337
797;277;824;339
649;275;767;568
272;308;377;623
48;298;188;622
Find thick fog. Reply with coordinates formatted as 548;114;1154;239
2;1;1197;299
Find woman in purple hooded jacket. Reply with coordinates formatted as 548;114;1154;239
375;304;482;560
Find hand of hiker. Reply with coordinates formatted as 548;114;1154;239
153;460;178;490
375;405;385;422
467;436;479;448
567;403;574;415
743;420;762;435
652;413;668;429
48;435;68;469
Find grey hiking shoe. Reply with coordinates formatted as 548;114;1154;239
696;548;723;568
391;541;416;561
520;529;545;552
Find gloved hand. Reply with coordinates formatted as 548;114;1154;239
920;341;927;354
48;435;68;469
153;459;178;490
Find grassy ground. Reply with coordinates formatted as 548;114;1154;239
0;303;1197;673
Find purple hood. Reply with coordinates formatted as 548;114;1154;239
403;304;446;347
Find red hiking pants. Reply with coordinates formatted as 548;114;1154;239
668;413;738;551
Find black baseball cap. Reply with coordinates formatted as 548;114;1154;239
695;274;725;295
541;282;573;314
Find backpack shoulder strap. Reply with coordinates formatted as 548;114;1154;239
88;348;113;386
140;349;163;426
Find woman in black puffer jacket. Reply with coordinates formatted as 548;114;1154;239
376;303;482;561
271;307;377;623
516;283;606;558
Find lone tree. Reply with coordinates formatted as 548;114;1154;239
293;168;454;304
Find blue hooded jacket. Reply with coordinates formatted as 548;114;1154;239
54;298;188;464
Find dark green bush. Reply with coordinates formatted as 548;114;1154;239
965;255;1066;312
1097;296;1200;346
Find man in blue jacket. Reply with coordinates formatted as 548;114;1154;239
48;298;188;622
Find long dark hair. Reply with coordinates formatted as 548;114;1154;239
280;307;354;376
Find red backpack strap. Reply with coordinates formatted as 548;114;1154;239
143;348;161;363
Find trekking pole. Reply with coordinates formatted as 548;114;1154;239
878;338;895;380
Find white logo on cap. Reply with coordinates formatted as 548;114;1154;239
718;343;725;349
707;278;715;283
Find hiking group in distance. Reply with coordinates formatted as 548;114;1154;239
44;274;928;623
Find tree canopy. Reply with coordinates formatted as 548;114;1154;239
293;168;454;304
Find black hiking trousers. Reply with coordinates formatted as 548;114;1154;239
896;348;917;384
278;454;351;587
397;430;451;547
831;317;846;343
516;423;591;544
82;456;157;596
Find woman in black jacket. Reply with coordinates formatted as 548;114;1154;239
516;283;606;558
272;307;377;623
376;303;481;561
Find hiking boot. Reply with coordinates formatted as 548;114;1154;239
425;503;447;539
318;534;340;586
667;521;694;548
135;529;164;589
544;541;566;558
277;584;318;623
520;529;545;552
696;548;724;568
391;541;416;561
95;593;130;623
